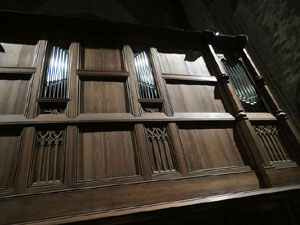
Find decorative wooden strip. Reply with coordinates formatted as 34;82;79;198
37;98;69;103
0;112;235;125
254;125;291;163
143;108;160;113
246;113;276;121
138;98;164;103
0;67;35;74
139;98;163;113
162;74;217;84
77;70;129;78
145;127;178;174
30;130;65;186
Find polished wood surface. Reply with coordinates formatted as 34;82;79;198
0;14;299;224
81;47;124;71
78;126;139;181
179;126;244;171
0;43;37;68
158;52;210;76
80;79;129;113
0;78;29;114
0;130;21;190
167;83;226;112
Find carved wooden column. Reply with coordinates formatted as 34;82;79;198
150;48;189;176
241;49;300;163
15;127;35;193
67;42;79;118
204;44;271;187
26;41;47;118
124;45;152;180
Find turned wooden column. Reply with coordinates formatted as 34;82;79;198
241;49;300;163
204;44;271;187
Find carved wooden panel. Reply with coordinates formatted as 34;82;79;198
0;77;30;115
29;130;65;186
0;129;21;190
145;127;178;174
77;126;139;181
167;83;225;112
0;42;37;67
179;126;244;171
81;47;124;71
158;52;210;76
80;79;129;113
254;125;291;163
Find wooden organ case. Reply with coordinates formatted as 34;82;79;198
0;12;300;225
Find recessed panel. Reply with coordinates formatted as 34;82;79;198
82;47;124;71
0;130;21;190
29;130;65;186
80;80;129;113
167;83;225;112
0;42;37;67
179;127;244;171
0;78;30;115
78;127;139;181
158;52;210;76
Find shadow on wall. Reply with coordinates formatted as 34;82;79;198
297;77;300;123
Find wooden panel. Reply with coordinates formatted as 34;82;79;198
0;171;258;225
145;127;178;174
158;52;210;76
29;130;65;186
80;79;129;113
0;43;36;67
0;78;30;114
77;126;139;181
81;47;124;71
0;130;21;190
254;125;291;164
167;83;225;112
266;167;300;186
179;127;244;171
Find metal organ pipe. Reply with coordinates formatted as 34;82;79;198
133;51;159;99
222;58;265;112
42;46;69;99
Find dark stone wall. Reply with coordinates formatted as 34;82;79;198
233;0;300;132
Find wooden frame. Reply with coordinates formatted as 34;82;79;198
0;11;300;225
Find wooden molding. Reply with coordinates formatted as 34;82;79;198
77;69;129;79
162;74;217;84
0;67;35;74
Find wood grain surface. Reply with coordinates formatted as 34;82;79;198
77;126;139;181
0;43;36;67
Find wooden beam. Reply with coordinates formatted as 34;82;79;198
162;74;217;84
0;113;236;126
0;67;35;74
77;70;129;79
